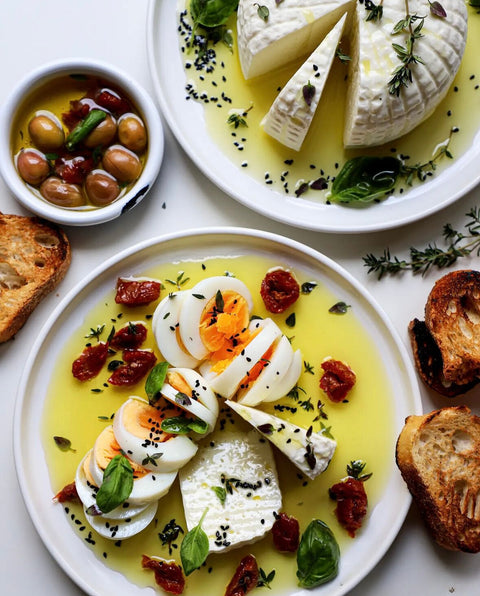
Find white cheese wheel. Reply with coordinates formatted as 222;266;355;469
261;13;347;150
237;0;354;79
344;0;468;147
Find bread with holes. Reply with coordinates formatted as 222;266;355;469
0;212;71;343
396;406;480;552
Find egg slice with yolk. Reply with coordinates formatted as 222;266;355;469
84;500;158;540
113;397;198;473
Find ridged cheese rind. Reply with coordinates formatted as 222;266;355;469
261;13;347;150
344;0;468;147
179;430;282;553
237;0;354;79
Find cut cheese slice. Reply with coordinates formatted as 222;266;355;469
261;13;347;151
237;0;354;79
344;0;468;147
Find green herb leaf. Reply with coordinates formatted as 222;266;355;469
330;156;400;204
255;3;270;20
296;520;340;588
429;1;447;17
211;485;227;505
215;289;224;313
53;436;75;452
161;415;209;435
257;567;276;588
285;312;296;327
301;281;317;294
96;454;134;514
145;361;169;405
180;508;210;575
159;519;184;554
364;0;383;21
190;0;239;28
302;81;315;107
347;459;373;481
65;109;106;151
328;301;351;314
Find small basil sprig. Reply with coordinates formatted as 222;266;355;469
161;415;209;435
145;361;169;405
329;156;400;204
96;454;134;514
65;109;106;151
180;508;210;575
296;519;340;588
190;0;239;28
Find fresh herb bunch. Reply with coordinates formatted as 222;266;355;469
388;12;425;96
363;207;480;279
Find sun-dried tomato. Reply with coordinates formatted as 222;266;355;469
54;481;79;503
329;477;368;538
96;89;130;116
110;323;147;350
62;100;90;130
224;554;259;596
272;512;300;552
56;155;95;184
115;278;161;306
72;342;109;381
141;555;185;595
108;349;156;386
260;268;300;313
319;359;356;402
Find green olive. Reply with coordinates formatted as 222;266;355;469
102;144;142;183
85;169;120;206
84;114;117;148
118;113;147;153
40;177;85;208
28;110;65;151
16;149;50;185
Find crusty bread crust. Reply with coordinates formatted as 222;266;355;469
0;212;71;343
396;406;480;552
425;270;480;385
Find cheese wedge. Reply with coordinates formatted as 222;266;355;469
179;430;282;553
261;13;347;150
227;400;336;480
344;0;468;147
237;0;354;79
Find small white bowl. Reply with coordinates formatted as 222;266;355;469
0;58;164;226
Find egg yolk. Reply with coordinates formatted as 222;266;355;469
95;426;149;479
121;398;180;443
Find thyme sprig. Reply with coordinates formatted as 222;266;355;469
364;0;384;21
363;207;480;279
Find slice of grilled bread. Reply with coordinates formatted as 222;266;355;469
0;213;71;343
424;270;480;386
396;406;480;552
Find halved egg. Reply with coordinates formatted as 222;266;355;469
113;397;198;473
152;290;201;368
178;276;253;361
84;500;158;540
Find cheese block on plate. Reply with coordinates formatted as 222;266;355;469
237;0;354;79
227;400;337;480
344;0;468;147
179;430;282;553
261;13;347;150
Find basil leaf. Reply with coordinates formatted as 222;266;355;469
180;508;210;575
330;156;400;204
296;520;340;588
161;415;209;435
145;361;169;405
190;0;239;28
211;486;227;505
96;454;134;514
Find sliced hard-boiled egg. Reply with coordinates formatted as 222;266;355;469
90;425;177;504
152;290;201;368
200;318;282;399
84;499;158;540
236;334;300;406
178;276;254;361
113;397;198;473
256;347;302;403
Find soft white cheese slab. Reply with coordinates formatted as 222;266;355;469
179;430;282;553
237;0;354;79
227;400;336;480
344;0;468;147
261;13;347;150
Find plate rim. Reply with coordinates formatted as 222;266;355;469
146;0;480;234
13;225;423;596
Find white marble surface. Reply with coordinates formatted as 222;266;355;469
1;1;479;594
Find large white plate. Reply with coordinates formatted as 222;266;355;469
146;0;480;234
14;227;421;595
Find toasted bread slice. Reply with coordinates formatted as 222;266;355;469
424;270;480;385
0;213;71;343
396;406;480;552
408;318;479;397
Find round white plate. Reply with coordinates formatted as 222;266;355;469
146;0;480;234
14;227;421;595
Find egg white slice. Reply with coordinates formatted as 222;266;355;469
160;383;218;433
113;397;198;473
152;290;201;368
75;451;150;520
179;276;254;361
168;367;219;417
90;425;178;504
261;348;302;402
236;334;296;406
200;318;283;399
84;500;158;540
